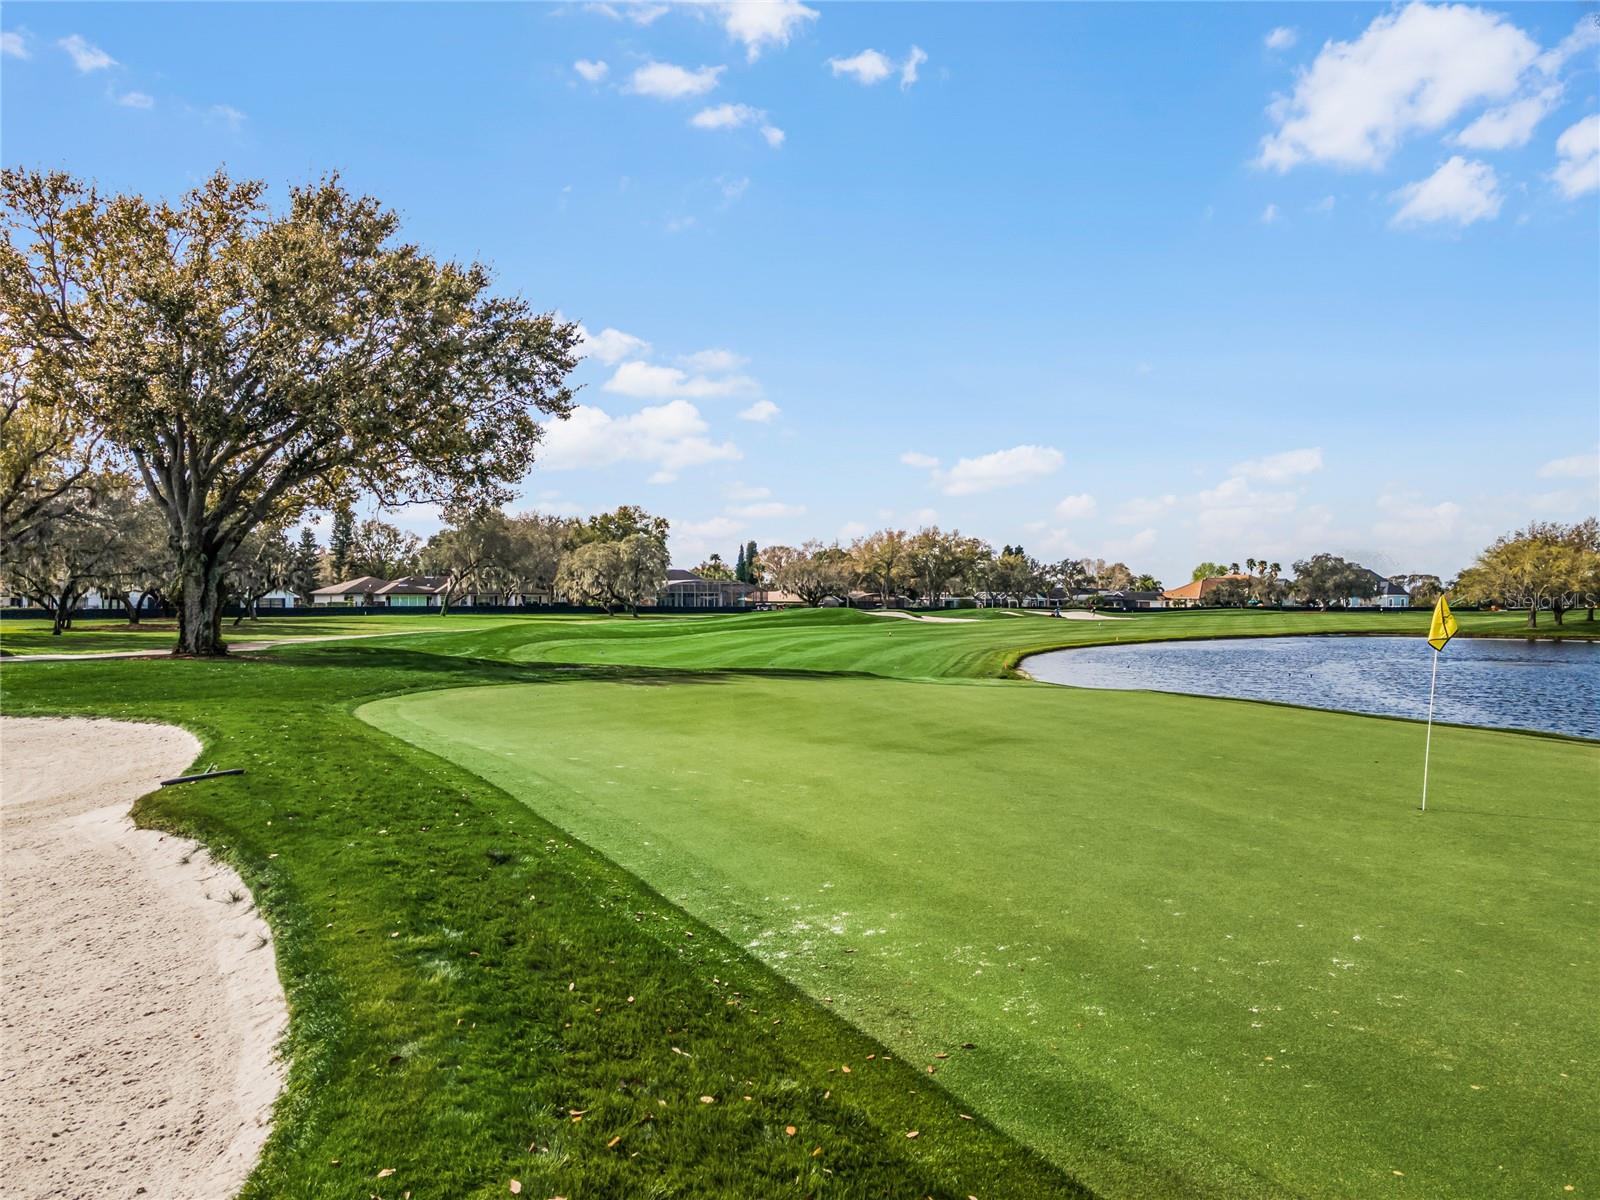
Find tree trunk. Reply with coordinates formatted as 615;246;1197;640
1552;598;1565;626
125;593;141;626
176;551;229;656
1526;604;1538;629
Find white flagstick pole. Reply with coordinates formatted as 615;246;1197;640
1420;649;1440;813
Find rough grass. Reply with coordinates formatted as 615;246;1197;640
0;634;1087;1200
2;602;1595;658
1;607;1593;1199
0;612;581;656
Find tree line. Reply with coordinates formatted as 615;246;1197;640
721;530;1159;609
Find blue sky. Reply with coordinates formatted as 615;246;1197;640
4;1;1597;583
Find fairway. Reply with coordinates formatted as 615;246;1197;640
363;664;1599;1198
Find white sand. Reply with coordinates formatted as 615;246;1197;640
993;608;1129;621
0;717;287;1200
861;610;979;623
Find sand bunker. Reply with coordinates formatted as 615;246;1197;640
0;717;286;1200
862;610;979;623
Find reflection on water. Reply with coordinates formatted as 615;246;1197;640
1024;635;1600;739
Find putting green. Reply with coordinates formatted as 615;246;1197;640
361;672;1598;1199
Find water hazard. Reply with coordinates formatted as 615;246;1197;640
1024;634;1600;739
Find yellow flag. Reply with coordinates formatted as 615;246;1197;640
1427;595;1458;652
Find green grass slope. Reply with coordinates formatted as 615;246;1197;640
0;637;1085;1200
361;670;1598;1200
2;607;1594;1199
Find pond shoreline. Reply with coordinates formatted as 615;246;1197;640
1021;634;1599;741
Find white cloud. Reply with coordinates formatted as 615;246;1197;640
1535;14;1600;77
116;91;154;109
58;33;114;72
726;481;770;501
901;45;927;89
540;400;741;482
717;176;750;204
1371;491;1465;547
586;2;670;26
1257;3;1537;171
935;445;1063;496
730;500;805;518
900;451;939;469
1551;114;1600;199
1108;527;1159;557
627;61;723;100
1537;449;1599;479
1390;156;1501;227
738;398;780;422
210;104;247;130
605;360;757;399
2;31;28;59
1260;203;1281;224
829;44;926;87
577;324;651;366
1453;85;1561;149
1265;26;1297;51
691;102;761;129
1115;494;1177;524
670;515;745;569
829;48;894;85
687;103;784;147
1310;194;1336;213
1231;447;1323;483
1054;493;1098;520
1194;475;1300;541
715;0;817;61
573;59;609;83
838;520;869;540
680;348;747;372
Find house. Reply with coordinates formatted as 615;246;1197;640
749;588;806;609
1160;573;1254;608
657;569;757;609
374;575;452;608
1097;589;1166;611
1348;570;1411;609
311;576;390;605
253;588;299;610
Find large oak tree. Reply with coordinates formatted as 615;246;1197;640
1;168;579;654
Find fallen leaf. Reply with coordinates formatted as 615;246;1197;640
935;1053;949;1060
700;1095;716;1104
841;1065;851;1074
607;1136;621;1149
508;1182;522;1195
906;1130;920;1139
785;1125;797;1137
959;1114;973;1121
377;1168;396;1178
812;1146;823;1157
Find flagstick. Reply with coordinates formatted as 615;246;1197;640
1420;650;1440;813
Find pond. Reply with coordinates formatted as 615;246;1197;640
1023;634;1600;739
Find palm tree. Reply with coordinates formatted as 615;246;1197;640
1246;557;1257;576
1229;561;1241;576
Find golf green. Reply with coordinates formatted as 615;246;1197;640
361;669;1599;1199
